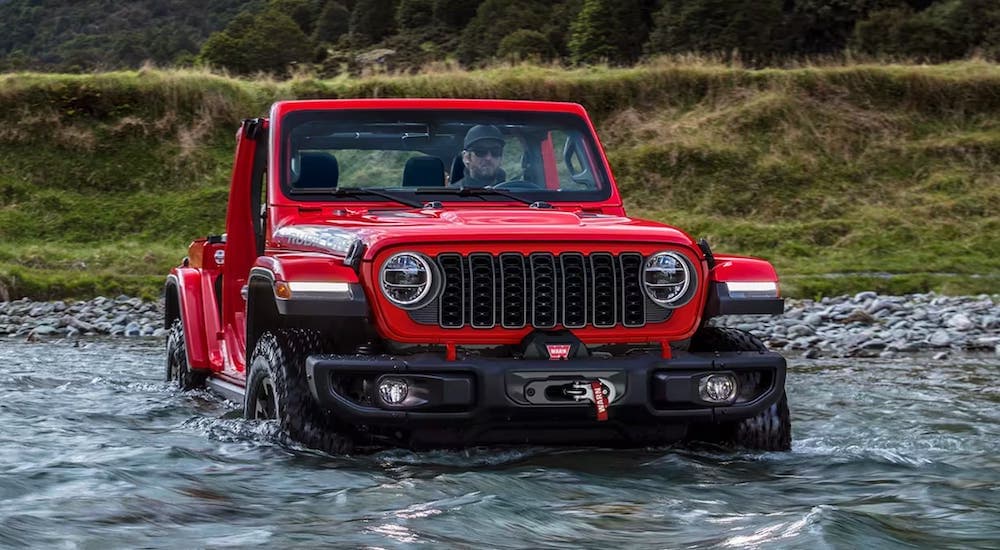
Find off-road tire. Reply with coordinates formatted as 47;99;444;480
688;326;792;451
165;319;206;390
245;329;353;454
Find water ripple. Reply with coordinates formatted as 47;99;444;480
1;337;998;547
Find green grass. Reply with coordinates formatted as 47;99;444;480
1;61;999;300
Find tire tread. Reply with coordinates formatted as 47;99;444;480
689;326;791;451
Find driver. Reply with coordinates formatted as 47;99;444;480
453;124;505;187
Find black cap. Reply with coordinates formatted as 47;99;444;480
463;124;505;149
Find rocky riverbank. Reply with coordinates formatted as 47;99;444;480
712;291;999;358
1;292;997;357
0;296;165;339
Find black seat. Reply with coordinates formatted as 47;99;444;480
449;155;465;185
296;152;339;188
402;156;445;187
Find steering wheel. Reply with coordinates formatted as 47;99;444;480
490;179;542;190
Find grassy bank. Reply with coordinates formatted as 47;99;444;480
1;61;998;300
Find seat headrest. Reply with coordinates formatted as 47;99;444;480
296;152;339;188
402;156;445;187
449;155;464;185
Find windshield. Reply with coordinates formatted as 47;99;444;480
279;109;611;202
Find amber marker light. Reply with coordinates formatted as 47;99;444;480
274;282;293;299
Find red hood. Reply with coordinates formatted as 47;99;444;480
270;207;697;259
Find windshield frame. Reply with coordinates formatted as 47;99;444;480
276;108;614;204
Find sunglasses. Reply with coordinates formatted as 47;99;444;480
469;147;503;158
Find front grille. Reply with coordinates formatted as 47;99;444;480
416;252;669;329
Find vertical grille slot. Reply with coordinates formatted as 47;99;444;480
500;253;527;328
619;253;645;327
437;254;465;328
561;253;587;328
590;253;617;327
530;253;557;328
468;254;495;328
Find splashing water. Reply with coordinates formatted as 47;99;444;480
1;338;997;548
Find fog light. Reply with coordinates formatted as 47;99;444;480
699;374;737;403
378;377;409;405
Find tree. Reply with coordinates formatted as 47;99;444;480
199;9;314;75
269;0;323;35
645;0;787;61
498;29;556;61
781;0;870;55
397;0;436;29
314;1;351;43
349;0;399;46
457;0;552;64
850;0;1000;60
431;0;482;28
569;0;655;65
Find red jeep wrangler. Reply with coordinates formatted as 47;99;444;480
165;99;790;452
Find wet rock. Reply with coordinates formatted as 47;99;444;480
788;324;815;337
927;330;953;347
972;336;1000;349
841;308;878;325
866;299;898;315
946;314;975;331
854;291;878;302
888;339;922;352
804;313;824;326
31;325;58;336
860;339;887;350
29;304;53;317
62;315;96;333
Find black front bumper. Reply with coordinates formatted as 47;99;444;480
305;349;786;446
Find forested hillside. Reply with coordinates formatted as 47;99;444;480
1;0;998;74
0;0;261;71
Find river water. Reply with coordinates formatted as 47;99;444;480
0;337;997;549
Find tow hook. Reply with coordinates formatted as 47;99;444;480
563;379;616;403
564;379;615;421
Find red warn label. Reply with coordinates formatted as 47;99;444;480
546;344;571;360
591;380;608;421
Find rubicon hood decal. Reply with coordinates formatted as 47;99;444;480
272;225;359;256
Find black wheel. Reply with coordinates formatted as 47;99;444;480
688;326;792;451
166;319;206;390
245;329;353;454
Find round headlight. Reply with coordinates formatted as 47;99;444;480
642;251;692;307
380;252;434;308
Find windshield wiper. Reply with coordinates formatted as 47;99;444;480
324;187;425;208
413;186;534;205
